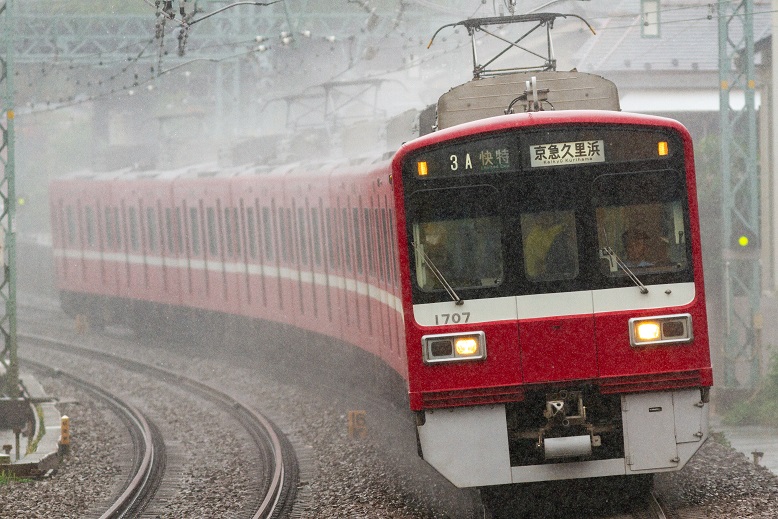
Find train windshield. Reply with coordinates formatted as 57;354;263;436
402;125;694;305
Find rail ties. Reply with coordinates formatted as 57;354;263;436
26;361;166;518
22;333;299;519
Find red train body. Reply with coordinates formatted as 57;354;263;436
50;70;712;494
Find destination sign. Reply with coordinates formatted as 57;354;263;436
529;140;605;168
411;135;516;179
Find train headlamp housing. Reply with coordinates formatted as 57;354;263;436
422;331;486;364
629;314;692;347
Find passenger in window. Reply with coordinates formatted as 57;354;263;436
523;212;576;280
622;229;653;268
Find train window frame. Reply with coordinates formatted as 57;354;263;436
593;169;691;279
85;206;96;248
146;206;158;253
128;206;140;252
408;185;504;295
189;206;201;256
66;205;76;246
246;206;258;260
105;207;114;249
311;206;323;267
207;206;218;257
297;206;309;266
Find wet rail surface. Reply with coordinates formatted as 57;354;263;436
21;332;299;519
25;359;166;518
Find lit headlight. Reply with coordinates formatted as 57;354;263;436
422;332;486;364
629;314;692;347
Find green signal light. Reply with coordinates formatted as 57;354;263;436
738;235;749;247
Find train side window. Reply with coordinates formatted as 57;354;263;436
189;207;201;256
105;207;114;249
114;207;122;248
175;207;184;254
129;206;140;252
262;206;274;262
311;207;322;267
165;208;175;254
246;206;258;259
371;208;386;281
297;206;309;265
279;207;288;262
325;208;338;268
342;207;352;272
206;207;218;256
364;208;375;276
147;207;158;253
389;209;398;285
233;208;241;256
381;208;390;284
66;206;76;245
223;207;233;257
352;207;363;274
85;206;95;247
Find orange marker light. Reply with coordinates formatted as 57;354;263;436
658;141;669;156
417;161;429;177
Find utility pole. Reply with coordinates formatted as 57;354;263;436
718;0;760;388
0;0;18;398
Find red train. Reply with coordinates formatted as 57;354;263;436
49;14;712;515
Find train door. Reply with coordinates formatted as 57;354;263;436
116;183;145;302
233;176;263;320
325;176;347;344
158;183;183;308
514;173;597;383
199;179;235;315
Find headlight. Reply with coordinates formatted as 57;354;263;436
629;314;692;347
422;332;486;364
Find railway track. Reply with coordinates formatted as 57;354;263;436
25;360;165;518
20;332;299;519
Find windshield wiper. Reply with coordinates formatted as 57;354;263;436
600;246;649;294
412;242;464;305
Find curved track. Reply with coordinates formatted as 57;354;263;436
25;360;165;518
21;332;298;519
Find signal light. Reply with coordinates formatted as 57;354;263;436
657;141;668;156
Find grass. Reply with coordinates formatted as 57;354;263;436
0;470;31;485
721;351;778;428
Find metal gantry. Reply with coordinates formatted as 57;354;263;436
1;0;18;398
718;0;761;388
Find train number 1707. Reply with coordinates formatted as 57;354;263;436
434;312;471;325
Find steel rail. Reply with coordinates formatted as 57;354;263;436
23;359;165;519
20;332;297;519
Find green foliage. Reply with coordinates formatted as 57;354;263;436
722;350;778;427
0;470;31;485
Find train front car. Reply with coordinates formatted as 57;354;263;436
392;110;712;490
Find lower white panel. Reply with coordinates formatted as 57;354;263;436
511;458;626;484
417;405;511;487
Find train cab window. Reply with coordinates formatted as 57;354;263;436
410;186;503;294
128;206;140;252
147;207;157;253
207;207;218;256
246;207;258;260
66;206;76;245
85;206;95;247
520;210;578;282
593;171;689;277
